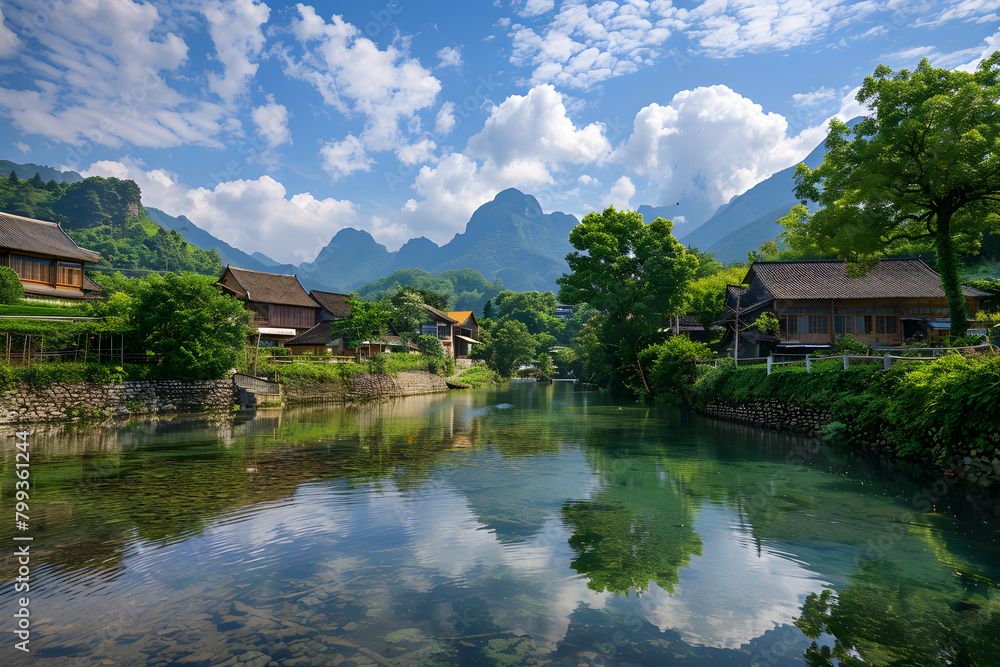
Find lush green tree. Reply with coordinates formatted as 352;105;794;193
0;267;24;305
493;289;561;336
535;352;554;380
389;289;427;345
638;335;712;404
684;265;747;331
475;319;537;378
689;247;723;279
28;172;44;189
557;207;697;392
133;273;251;379
332;295;393;362
789;54;1000;336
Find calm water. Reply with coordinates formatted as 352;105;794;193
1;381;998;666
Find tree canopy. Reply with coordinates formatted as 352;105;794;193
788;53;1000;336
557;207;697;392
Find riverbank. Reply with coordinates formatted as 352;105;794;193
0;369;450;424
689;354;1000;491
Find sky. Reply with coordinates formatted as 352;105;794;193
0;0;998;265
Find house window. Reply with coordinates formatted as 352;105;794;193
834;315;854;335
875;315;897;335
856;315;873;334
10;255;52;283
56;262;83;287
420;324;437;337
779;315;799;338
438;325;450;339
252;305;269;323
807;315;828;334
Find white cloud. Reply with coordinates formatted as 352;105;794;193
83;158;357;264
435;101;456;136
284;6;442;178
577;174;597;186
508;1;675;89
519;0;555;17
203;0;269;103
792;87;839;107
682;0;882;57
0;0;226;154
436;46;463;69
928;0;1000;24
397;138;437;165
13;141;29;154
615;85;825;209
320;135;374;181
0;5;20;58
956;29;1000;71
251;95;291;146
467;84;610;168
601;175;635;209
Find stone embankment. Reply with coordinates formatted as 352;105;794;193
0;379;237;424
282;371;448;407
700;399;834;438
0;371;450;423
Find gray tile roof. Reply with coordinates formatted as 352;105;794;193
745;258;990;300
0;211;102;263
310;290;352;318
285;320;337;346
221;266;317;308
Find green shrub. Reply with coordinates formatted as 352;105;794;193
0;267;24;305
453;366;503;388
640;335;712;403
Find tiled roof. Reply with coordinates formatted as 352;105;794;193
285;320;337;346
423;304;458;323
310;290;352;318
0;211;102;262
221;266;317;308
745;259;990;300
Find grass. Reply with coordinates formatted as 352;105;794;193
453;366;504;388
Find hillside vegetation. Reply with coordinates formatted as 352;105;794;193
0;170;223;275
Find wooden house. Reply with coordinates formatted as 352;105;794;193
718;258;990;358
418;305;459;357
0;210;103;302
446;310;481;359
217;266;318;347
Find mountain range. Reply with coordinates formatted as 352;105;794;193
2;125;848;293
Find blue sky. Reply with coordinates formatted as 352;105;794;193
0;0;998;264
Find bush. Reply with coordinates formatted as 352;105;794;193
639;335;712;403
453;366;503;388
0;267;24;305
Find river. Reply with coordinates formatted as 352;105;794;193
0;380;997;666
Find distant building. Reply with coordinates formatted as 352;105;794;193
446;310;481;359
0;210;103;301
217;266;318;347
554;303;575;319
718;258;990;358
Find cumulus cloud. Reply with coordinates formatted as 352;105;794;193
792;87;840;107
203;0;269;103
519;0;555;17
251;95;291;146
284;6;442;178
601;175;635;210
320;135;374;181
13;141;29;154
0;0;225;154
467;84;610;168
615;85;825;208
83;159;357;264
436;46;463;69
435;101;457;136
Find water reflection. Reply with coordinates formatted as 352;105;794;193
0;382;996;665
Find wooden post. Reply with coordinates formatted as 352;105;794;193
843;355;849;370
884;352;892;371
24;334;29;366
805;356;811;373
766;355;772;375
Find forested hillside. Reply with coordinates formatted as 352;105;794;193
0;170;222;275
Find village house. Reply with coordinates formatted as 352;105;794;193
216;266;318;347
718;258;990;358
0;210;104;301
415;305;481;360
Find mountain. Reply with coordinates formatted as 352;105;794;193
0;160;83;185
292;188;579;293
673;117;862;263
145;207;292;275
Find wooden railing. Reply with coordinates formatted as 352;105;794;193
765;343;995;375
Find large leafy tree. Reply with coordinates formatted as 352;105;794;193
332;295;393;361
557;207;697;392
790;53;1000;336
473;319;537;378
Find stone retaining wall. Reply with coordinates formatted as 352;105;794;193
283;371;448;407
699;399;835;439
0;379;238;424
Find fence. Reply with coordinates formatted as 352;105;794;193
765;343;995;375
